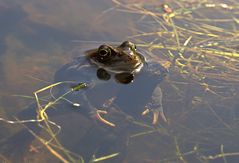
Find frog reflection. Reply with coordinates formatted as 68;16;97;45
54;41;168;126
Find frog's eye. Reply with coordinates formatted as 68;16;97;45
130;44;136;52
120;41;130;48
98;45;111;57
120;41;136;51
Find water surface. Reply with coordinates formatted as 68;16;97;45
0;0;239;163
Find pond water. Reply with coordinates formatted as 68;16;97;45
1;0;239;163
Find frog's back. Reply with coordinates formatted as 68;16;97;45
54;57;97;83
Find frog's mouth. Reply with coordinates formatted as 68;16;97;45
98;56;144;74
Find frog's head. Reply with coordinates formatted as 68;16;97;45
86;41;144;74
85;41;145;84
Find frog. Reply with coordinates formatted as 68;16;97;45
0;41;168;162
53;40;168;127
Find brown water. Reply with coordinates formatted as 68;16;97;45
0;0;239;163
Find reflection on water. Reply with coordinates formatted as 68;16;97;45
0;0;239;162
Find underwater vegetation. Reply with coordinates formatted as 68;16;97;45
1;0;239;162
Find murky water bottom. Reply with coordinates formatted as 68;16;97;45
0;0;239;162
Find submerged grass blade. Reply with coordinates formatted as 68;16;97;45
90;153;119;162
